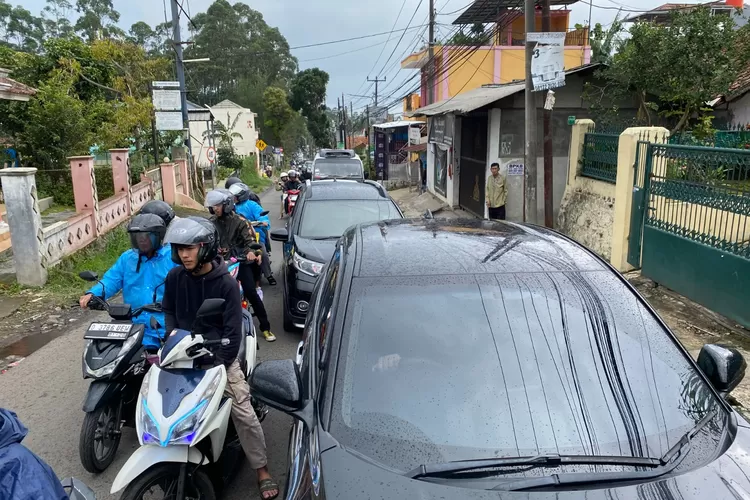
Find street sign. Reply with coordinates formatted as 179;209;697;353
152;89;181;111
206;147;216;163
527;32;566;92
151;81;180;88
256;139;267;151
155;111;184;131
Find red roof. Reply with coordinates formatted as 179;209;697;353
0;72;36;98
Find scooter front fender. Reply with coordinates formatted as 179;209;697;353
110;445;208;494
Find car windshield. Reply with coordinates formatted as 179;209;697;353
330;273;724;473
298;200;401;239
314;158;363;178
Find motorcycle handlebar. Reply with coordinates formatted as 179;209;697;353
203;338;230;347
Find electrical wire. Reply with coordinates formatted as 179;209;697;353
298;39;393;62
437;0;475;16
377;0;426;77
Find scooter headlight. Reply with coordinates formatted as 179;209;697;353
139;370;222;446
83;335;139;378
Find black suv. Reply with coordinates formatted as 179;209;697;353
270;179;403;331
254;218;750;500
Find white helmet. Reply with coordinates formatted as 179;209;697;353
281;171;289;179
288;169;298;178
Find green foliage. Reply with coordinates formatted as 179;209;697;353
588;7;750;133
263;86;293;145
445;23;488;46
216;145;242;173
587;14;624;65
289;68;332;148
239;156;271;192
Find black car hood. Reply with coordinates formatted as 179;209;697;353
318;421;750;499
294;236;337;263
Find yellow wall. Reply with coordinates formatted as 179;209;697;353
505;13;570;44
446;48;496;98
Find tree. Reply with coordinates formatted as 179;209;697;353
589;7;750;132
204;114;244;148
587;14;624;65
289;68;331;147
263;86;293;145
128;21;155;51
74;0;123;42
42;0;74;38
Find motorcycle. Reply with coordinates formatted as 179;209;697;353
285;188;300;216
77;270;163;473
111;298;263;499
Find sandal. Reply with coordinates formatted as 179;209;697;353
267;275;277;285
259;478;279;499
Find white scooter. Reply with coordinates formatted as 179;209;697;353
110;298;265;500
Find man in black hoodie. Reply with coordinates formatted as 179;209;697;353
162;216;279;500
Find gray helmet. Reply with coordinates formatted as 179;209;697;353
204;189;235;215
224;176;242;189
127;213;166;255
164;216;218;266
140;200;175;227
228;182;251;203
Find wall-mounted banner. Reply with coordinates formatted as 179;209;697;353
505;159;524;176
527;32;566;91
429;114;454;146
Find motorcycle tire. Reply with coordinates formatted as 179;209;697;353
120;464;215;500
79;399;122;473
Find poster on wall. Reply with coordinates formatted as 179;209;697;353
527;32;566;91
375;130;388;180
429;115;454;146
434;144;448;197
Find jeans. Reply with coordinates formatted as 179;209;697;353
488;205;506;220
237;263;271;331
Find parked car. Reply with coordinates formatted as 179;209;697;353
312;149;365;180
254;218;750;500
270;180;402;331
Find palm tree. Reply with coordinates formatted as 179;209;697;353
203;112;244;148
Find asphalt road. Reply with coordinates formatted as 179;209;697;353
0;186;298;500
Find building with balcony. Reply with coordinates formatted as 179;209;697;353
401;0;590;112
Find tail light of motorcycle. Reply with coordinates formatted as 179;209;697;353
242;300;248;309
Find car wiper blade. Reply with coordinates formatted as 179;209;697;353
494;407;720;491
407;454;661;479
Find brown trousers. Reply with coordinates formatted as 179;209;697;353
223;359;267;469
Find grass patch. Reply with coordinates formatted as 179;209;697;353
41;204;75;216
240;157;272;193
0;225;131;304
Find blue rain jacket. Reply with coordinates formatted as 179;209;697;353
0;408;68;500
236;200;270;244
88;244;177;348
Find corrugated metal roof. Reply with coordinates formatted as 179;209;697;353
406;83;525;117
373;120;425;129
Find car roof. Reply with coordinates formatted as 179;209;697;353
349;218;609;277
304;180;388;200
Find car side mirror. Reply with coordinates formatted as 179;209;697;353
698;344;746;396
270;228;289;241
364;171;370;180
251;359;312;426
79;271;98;282
196;298;225;319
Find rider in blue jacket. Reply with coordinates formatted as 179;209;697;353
229;182;276;285
78;213;177;349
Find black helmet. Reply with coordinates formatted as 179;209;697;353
127;213;166;256
164;216;218;268
228;182;251;203
140;200;175;227
204;189;235;215
225;176;242;189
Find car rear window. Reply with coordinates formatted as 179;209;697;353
298;200;401;239
330;272;724;472
314;158;363;179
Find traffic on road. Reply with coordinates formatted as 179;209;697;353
3;156;750;500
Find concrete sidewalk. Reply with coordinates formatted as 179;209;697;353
389;187;475;219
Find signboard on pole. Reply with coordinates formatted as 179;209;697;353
152;81;180;88
152;89;182;111
206;147;216;163
527;32;566;92
256;139;267;151
155;112;184;131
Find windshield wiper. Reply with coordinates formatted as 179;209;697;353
407;454;661;479
492;407;720;491
309;236;339;240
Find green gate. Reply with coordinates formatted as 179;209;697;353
627;140;651;267
639;143;750;328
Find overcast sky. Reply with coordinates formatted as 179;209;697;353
23;0;666;112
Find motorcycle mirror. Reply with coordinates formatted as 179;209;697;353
143;303;162;313
196;298;225;319
78;271;98;282
150;316;161;330
260;210;270;217
250;243;263;251
152;280;166;302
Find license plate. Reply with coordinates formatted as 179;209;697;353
290;195;298;201
84;323;133;340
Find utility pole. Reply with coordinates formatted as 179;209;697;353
170;0;191;165
350;100;354;148
542;0;553;228
367;76;386;107
524;0;538;223
342;93;348;148
427;0;435;105
366;105;371;174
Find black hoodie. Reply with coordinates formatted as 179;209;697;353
162;256;242;366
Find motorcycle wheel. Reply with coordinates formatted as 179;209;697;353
120;464;215;500
79;398;122;473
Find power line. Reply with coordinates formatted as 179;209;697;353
377;0;426;77
290;24;430;50
298;40;390;62
437;0;474;16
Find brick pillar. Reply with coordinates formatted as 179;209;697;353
176;158;190;196
567;119;594;186
160;162;177;205
0;168;47;286
110;148;131;215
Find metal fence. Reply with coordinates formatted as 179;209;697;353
581;133;619;183
646;143;750;259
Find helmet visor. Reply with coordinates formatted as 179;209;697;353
204;190;229;208
130;231;156;254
